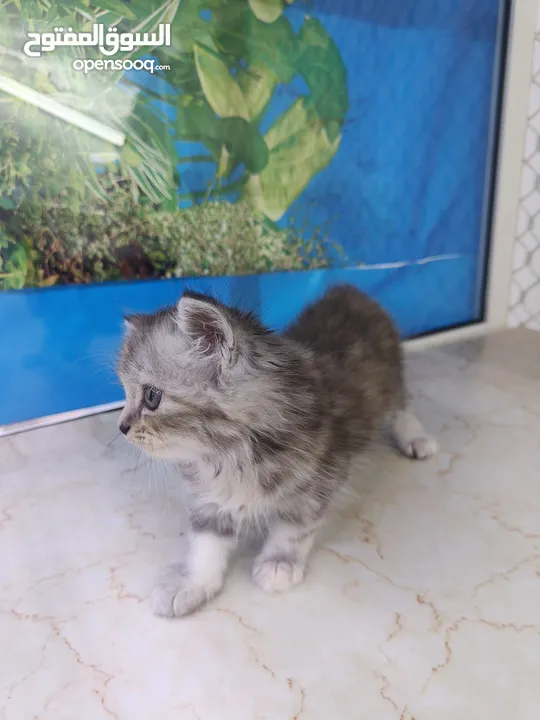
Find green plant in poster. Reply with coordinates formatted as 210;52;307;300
160;0;349;219
0;176;338;287
0;0;348;289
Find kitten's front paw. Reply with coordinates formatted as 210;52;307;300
150;563;209;618
404;435;439;460
252;556;305;594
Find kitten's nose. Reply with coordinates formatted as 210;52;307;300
119;420;131;436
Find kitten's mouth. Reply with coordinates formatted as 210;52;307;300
127;432;154;451
128;433;170;458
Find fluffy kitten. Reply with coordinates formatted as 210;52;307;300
117;285;437;618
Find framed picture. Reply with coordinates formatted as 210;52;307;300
0;0;532;430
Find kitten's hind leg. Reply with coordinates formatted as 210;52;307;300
252;519;319;594
389;409;438;460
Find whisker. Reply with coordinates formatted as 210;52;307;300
103;432;122;456
157;457;172;508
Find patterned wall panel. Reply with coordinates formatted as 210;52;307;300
509;1;540;329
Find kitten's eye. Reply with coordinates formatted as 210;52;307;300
144;386;162;411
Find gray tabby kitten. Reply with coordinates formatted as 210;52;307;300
118;285;437;618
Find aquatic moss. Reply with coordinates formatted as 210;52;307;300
0;189;339;289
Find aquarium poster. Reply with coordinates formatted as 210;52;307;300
0;0;504;425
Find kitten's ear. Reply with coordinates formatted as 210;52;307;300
176;294;235;362
123;313;145;333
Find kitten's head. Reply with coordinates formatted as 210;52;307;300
116;291;276;458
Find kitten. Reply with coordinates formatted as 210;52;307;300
117;285;437;618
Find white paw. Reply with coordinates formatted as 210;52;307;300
391;411;438;460
150;563;211;618
403;435;439;460
252;557;305;594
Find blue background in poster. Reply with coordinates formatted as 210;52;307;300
0;0;502;425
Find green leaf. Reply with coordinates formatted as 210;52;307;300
177;100;268;174
116;95;176;204
211;0;247;57
119;142;142;167
246;15;297;85
194;43;249;120
92;0;138;20
0;196;14;210
245;99;341;221
216;146;232;178
93;0;177;22
221;117;269;174
1;243;27;290
167;0;213;54
177;98;222;158
248;0;285;23
213;7;297;84
297;18;349;128
238;65;277;121
0;228;11;250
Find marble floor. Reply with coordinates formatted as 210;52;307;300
2;328;540;720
